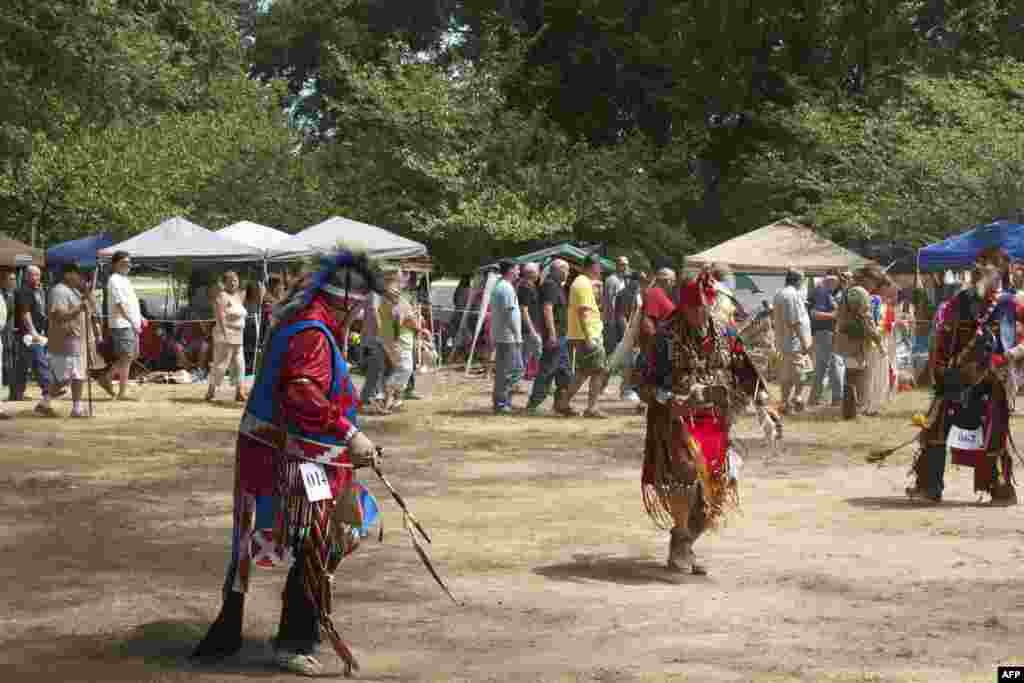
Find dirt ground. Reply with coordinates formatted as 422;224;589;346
1;370;1022;682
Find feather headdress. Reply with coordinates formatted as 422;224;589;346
272;246;385;326
679;267;718;309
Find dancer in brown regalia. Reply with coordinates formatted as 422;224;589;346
639;269;780;574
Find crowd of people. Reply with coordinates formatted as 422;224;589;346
770;265;912;419
484;254;651;417
0;252;436;419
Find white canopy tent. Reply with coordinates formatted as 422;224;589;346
216;221;291;251
97;216;264;265
269;216;428;262
97;217;271;362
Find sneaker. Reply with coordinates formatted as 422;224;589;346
403;391;423;401
70;408;90;418
905;487;941;504
494;405;513;415
621;390;641;403
274;650;324;676
525;404;541;416
97;375;117;398
34;403;58;418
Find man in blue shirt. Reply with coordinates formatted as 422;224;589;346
808;270;844;406
490;261;523;413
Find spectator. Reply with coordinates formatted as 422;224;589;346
562;254;610;418
808;271;844;407
615;271;644;402
103;251;142;400
403;273;429;401
451;274;473;343
637;269;677;398
243;280;264;370
359;287;386;413
380;270;419;413
47;263;104;417
517;262;543;381
526;259;577;416
206;270;247;402
0;274;8;419
603;256;629;354
12;264;53;412
180;320;212;372
772;269;813;414
1;269;15;393
710;263;739;326
490;260;523;414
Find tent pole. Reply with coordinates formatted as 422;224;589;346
253;257;268;371
465;272;496;376
426;271;438;369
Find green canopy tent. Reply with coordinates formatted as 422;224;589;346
480;243;615;272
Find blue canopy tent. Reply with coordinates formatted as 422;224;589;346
46;233;115;270
918;220;1024;272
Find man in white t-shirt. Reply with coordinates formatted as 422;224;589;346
772;269;813;414
104;251;142;400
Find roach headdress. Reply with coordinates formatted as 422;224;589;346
678;268;718;309
272;247;385;328
302;248;385;307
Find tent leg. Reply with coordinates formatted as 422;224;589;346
465;272;496;377
426;272;438;369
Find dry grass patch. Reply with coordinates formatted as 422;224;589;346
2;375;1022;682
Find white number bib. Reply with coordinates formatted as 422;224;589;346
299;462;333;502
947;425;985;451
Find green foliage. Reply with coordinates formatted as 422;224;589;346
1;0;1023;275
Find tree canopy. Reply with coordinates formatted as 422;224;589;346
2;0;1022;271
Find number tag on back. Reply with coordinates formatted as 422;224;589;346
947;425;984;451
299;462;333;502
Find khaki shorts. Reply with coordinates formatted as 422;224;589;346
49;352;86;382
110;327;138;358
569;340;607;374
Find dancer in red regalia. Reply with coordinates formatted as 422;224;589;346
193;247;385;676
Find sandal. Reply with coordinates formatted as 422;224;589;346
553;403;580;417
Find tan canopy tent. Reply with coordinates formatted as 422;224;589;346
686;219;876;275
0;235;44;268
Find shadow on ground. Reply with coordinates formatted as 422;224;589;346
169;397;245;409
3;621;278;680
534;553;708;586
844;496;985;510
